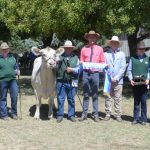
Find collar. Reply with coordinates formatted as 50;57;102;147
108;48;120;53
85;44;97;48
0;53;13;58
137;54;146;59
62;52;74;58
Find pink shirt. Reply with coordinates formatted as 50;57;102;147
80;44;105;63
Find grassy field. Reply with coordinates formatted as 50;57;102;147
0;76;150;150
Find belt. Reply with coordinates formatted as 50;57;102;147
84;70;99;74
133;79;145;82
57;79;72;83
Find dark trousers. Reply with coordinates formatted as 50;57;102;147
82;71;99;117
133;85;147;122
0;80;18;118
57;82;76;118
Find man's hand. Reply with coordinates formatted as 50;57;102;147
130;80;135;86
16;70;20;76
111;78;117;83
107;64;110;67
145;79;149;85
66;67;73;73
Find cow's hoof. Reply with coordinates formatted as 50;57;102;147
34;115;40;120
48;115;53;120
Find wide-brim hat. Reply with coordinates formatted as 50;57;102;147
107;36;122;47
0;42;10;50
84;30;100;40
137;41;150;51
61;40;75;49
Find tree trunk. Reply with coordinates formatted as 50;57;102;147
128;29;138;56
128;30;150;56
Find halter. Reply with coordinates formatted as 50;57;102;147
42;55;56;66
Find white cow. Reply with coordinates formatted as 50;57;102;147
31;47;57;119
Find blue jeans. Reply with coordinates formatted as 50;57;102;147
82;71;100;117
0;80;18;118
133;85;147;122
57;81;76;118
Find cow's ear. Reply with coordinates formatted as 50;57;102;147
31;47;41;56
56;47;64;56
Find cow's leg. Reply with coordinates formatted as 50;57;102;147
48;97;54;119
34;90;41;119
53;102;57;112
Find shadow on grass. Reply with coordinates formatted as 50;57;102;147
29;105;150;123
29;104;105;121
122;115;150;123
75;111;106;121
18;78;34;96
29;104;57;120
20;68;32;76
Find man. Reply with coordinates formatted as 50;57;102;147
79;30;105;122
127;41;150;125
56;40;79;123
104;36;126;122
0;42;20;120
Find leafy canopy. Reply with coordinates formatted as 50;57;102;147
0;0;149;38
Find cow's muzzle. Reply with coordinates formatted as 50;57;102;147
45;56;56;68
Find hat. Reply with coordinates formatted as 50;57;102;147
107;36;122;47
84;30;100;40
61;40;75;48
0;42;10;50
137;41;150;50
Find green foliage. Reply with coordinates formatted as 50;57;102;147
8;34;25;53
8;33;42;53
0;0;149;39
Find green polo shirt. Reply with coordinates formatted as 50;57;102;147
0;53;17;81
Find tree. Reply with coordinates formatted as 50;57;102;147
8;33;43;54
0;0;150;54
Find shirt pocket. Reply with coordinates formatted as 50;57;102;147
84;53;90;60
115;58;121;63
93;54;99;58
